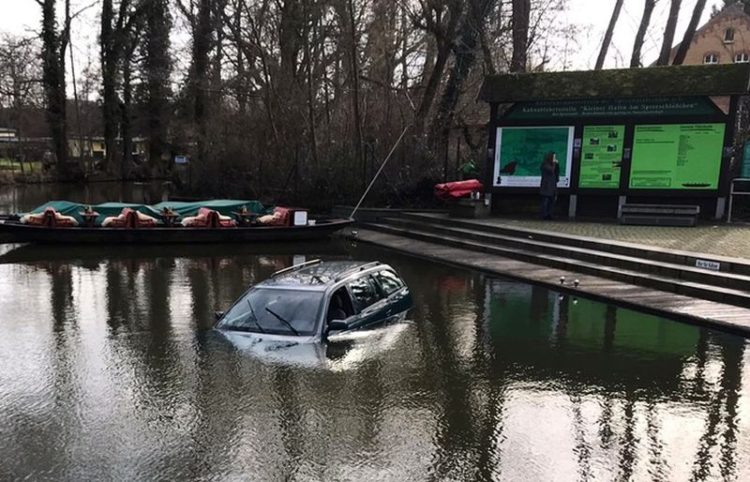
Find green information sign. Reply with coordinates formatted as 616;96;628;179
579;125;625;188
742;142;750;178
493;126;574;188
629;124;725;190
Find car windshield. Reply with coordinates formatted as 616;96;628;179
217;288;323;336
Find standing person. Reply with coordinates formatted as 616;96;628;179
539;152;560;220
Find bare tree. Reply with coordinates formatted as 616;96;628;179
184;0;215;164
409;0;464;133
631;0;657;68
162;0;575;204
511;0;531;72
657;0;682;66
595;0;624;70
101;0;144;174
142;0;172;171
0;35;43;170
36;0;72;174
433;0;497;149
673;0;706;65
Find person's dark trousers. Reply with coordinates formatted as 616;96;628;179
540;195;556;220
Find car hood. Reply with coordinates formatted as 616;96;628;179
216;330;325;367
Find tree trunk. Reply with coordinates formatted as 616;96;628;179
305;62;319;170
414;45;451;133
673;0;706;65
631;0;657;68
431;0;497;180
101;0;118;174
510;0;530;72
414;1;463;134
346;0;364;172
121;55;132;180
192;0;213;164
40;0;69;176
432;0;496;150
657;0;683;66
595;0;624;70
69;30;87;173
145;0;171;171
233;0;246;115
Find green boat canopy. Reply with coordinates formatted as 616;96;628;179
28;199;269;225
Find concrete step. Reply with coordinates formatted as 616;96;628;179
399;212;750;277
364;222;750;309
378;217;750;293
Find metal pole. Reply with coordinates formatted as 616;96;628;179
727;179;734;223
350;124;411;220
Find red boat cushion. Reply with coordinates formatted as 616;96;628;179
434;179;484;201
21;208;79;227
257;207;291;226
102;208;158;228
181;208;237;228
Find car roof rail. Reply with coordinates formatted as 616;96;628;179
272;259;322;277
335;261;381;282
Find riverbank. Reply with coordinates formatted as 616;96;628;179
349;213;750;336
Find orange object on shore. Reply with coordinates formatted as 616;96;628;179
434;179;484;200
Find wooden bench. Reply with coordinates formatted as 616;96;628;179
619;203;700;227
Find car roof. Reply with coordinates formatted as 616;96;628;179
257;260;386;291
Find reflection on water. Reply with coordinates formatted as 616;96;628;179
0;241;748;480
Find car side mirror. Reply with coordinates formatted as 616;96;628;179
214;311;225;322
328;320;348;332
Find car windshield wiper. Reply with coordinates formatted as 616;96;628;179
246;298;266;333
265;306;300;336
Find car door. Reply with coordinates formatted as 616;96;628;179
372;269;412;321
346;274;388;330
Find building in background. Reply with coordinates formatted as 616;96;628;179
670;3;750;65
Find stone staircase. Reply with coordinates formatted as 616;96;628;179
362;213;750;309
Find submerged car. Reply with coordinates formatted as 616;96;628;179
214;260;413;344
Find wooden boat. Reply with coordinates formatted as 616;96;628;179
0;217;353;244
0;199;353;245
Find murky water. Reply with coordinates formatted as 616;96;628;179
0;241;748;480
1;184;749;480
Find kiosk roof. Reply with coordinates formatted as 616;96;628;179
478;64;750;103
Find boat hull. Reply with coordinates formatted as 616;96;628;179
0;218;353;244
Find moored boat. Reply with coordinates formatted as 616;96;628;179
0;200;353;245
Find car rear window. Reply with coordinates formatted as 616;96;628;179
373;270;404;295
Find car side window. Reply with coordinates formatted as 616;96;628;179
327;286;355;321
348;275;383;312
373;270;404;296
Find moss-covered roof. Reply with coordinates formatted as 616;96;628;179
478;64;750;103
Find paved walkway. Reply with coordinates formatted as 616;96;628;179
480;218;750;260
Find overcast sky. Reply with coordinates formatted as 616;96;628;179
0;0;723;76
